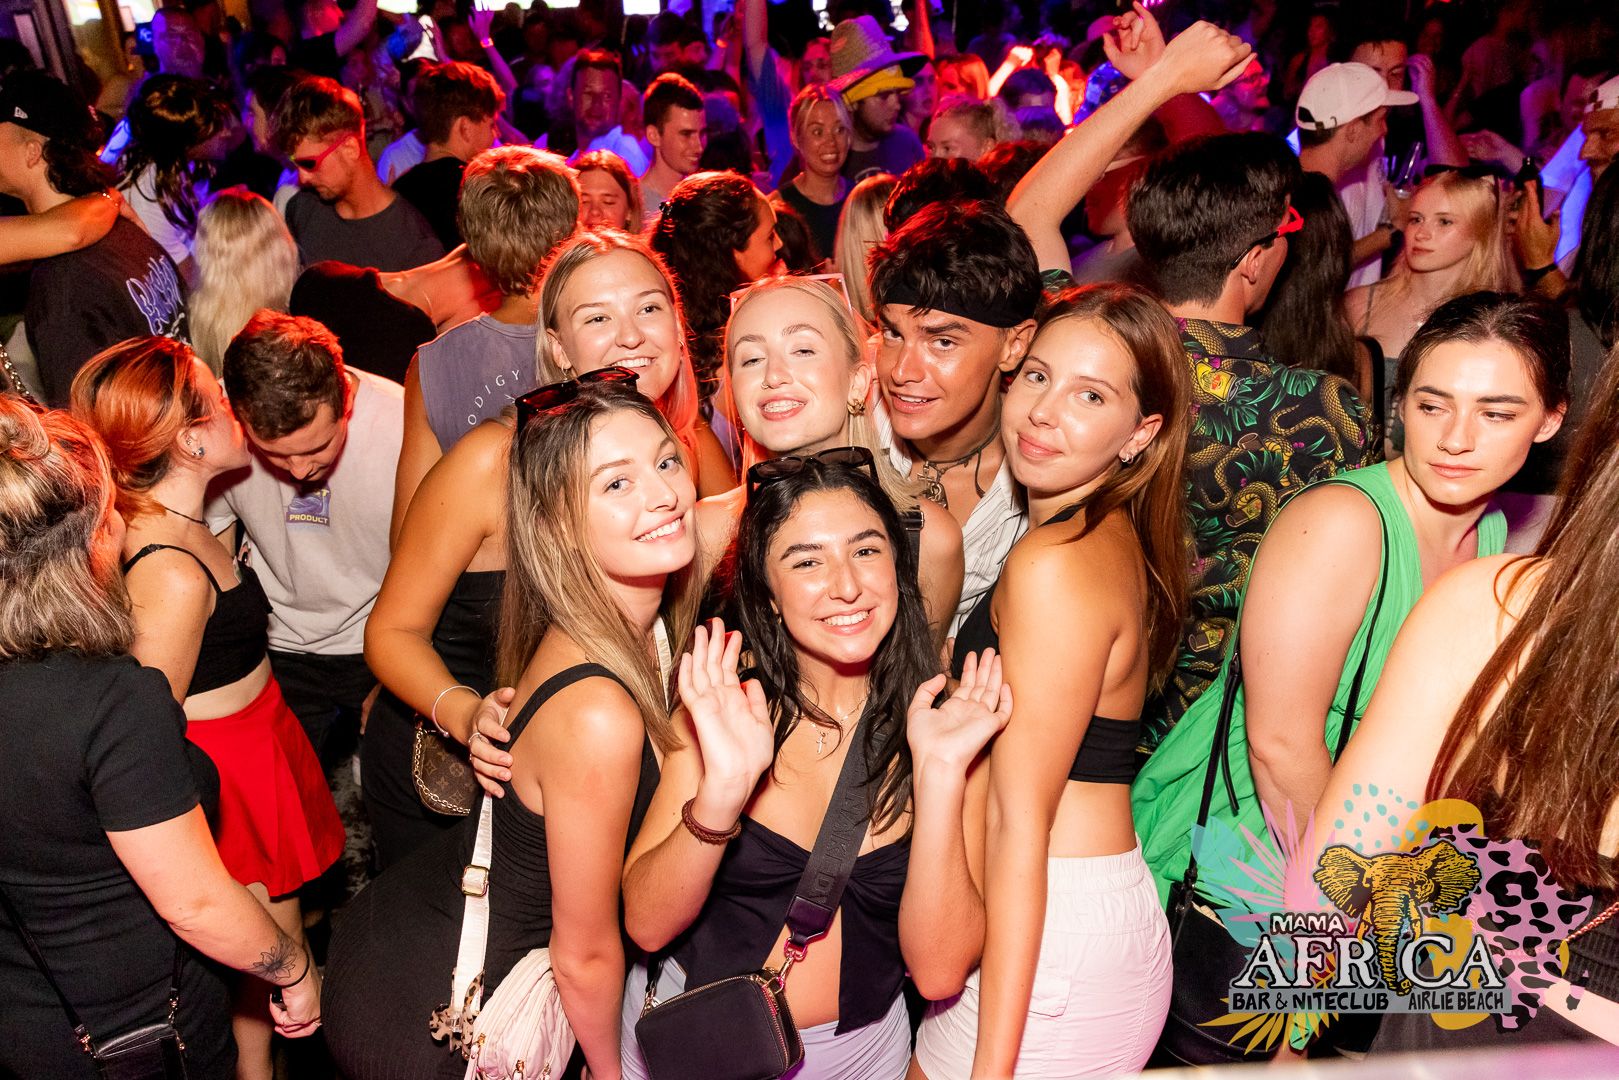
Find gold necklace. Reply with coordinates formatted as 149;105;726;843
811;696;867;756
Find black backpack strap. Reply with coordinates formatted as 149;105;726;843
123;543;223;593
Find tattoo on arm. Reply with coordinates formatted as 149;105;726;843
247;929;302;984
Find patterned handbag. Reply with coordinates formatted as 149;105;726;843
412;717;478;817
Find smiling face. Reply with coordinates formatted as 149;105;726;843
547;249;683;402
574;66;622;140
651;104;708;176
793;99;851;179
766;487;899;674
877;305;1027;445
1399;337;1562;508
1404;183;1477;273
577;168;631;230
734;197;786;281
584;408;697;589
1001;317;1161;500
729;287;867;455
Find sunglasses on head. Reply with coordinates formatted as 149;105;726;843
291;131;357;173
514;366;639;429
746;445;877;495
728;273;854;314
1230;204;1304;268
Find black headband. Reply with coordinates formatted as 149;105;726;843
878;283;1034;329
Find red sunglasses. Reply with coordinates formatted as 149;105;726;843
292;132;356;173
1231;204;1304;267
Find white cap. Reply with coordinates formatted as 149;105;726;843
1587;74;1619;115
1295;62;1418;131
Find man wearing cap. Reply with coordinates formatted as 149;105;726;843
829;15;928;183
0;71;188;406
1295;61;1419;286
1579;74;1619;182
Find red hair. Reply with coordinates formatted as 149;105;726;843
70;336;213;521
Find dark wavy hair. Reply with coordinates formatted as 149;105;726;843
1574;166;1619;350
1393;292;1570;414
651;170;760;409
732;461;936;831
884;155;994;230
121;74;229;237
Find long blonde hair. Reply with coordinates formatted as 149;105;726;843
835;174;896;323
725;275;922;513
533;229;701;463
190;190;298;374
1390;171;1520;296
497;385;701;751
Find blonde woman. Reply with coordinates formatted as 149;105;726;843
773;85;853;263
926;95;1018;160
711;275;964;645
1345;169;1521;437
835;173;898;324
189;190;298;374
535;229;737;497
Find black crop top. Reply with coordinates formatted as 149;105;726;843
950;503;1139;785
671;816;910;1034
123;544;271;695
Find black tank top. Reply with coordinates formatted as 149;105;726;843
950;503;1139;785
123;544;271;695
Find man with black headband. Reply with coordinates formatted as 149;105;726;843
869;200;1041;635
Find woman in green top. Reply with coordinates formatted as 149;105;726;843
1133;292;1571;906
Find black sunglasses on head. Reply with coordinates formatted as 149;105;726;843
746;446;877;495
514;367;639;429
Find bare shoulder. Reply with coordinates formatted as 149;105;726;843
444;416;515;474
917;495;963;548
529;671;646;766
1421;553;1544;628
695;486;743;570
1267;481;1383;552
122;544;214;603
1001;511;1133;615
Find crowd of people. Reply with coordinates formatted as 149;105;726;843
2;0;1619;1077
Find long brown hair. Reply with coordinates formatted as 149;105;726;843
1428;341;1619;892
0;397;133;660
497;383;701;751
1035;283;1191;688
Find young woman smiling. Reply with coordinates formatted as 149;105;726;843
1134;292;1569;913
327;379;703;1080
619;453;998;1079
708;275;964;646
773;86;853;264
535;229;737;497
914;283;1191;1078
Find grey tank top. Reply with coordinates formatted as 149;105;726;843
418;315;540;451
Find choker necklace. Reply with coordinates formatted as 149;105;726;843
162;504;209;527
918;426;999;509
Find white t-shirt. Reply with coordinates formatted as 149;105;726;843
377;130;427;185
125;167;197;267
206;369;403;656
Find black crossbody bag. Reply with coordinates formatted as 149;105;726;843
0;883;189;1080
1156;493;1390;1066
634;735;872;1080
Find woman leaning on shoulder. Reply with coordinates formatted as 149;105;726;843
0;398;319;1080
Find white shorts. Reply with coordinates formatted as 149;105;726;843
914;845;1172;1079
620;957;912;1080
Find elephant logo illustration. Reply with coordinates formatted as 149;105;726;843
1314;840;1482;995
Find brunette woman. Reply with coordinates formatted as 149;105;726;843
1317;337;1619;1050
326;376;702;1079
773;85;852;264
70;338;344;1080
913;283;1190;1077
1135;293;1569;910
652;171;786;415
619;452;998;1078
119;74;230;278
715;275;963;644
0;397;321;1080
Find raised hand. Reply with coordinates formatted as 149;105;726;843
469;7;495;45
1514;179;1561;271
680;620;775;802
1006;44;1036;70
907;649;1013;776
1460;129;1524;170
1153;20;1253;97
1103;1;1166;82
466;686;518;798
1408;53;1437;102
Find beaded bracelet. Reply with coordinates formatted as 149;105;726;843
681;797;741;844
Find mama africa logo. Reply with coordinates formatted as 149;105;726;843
1190;788;1598;1052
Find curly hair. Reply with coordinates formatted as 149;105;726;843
650;170;762;410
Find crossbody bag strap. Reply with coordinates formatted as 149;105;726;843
1332;494;1392;761
449;793;496;1017
1180;645;1245;894
782;728;873;959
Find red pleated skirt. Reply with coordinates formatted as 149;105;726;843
187;676;345;897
